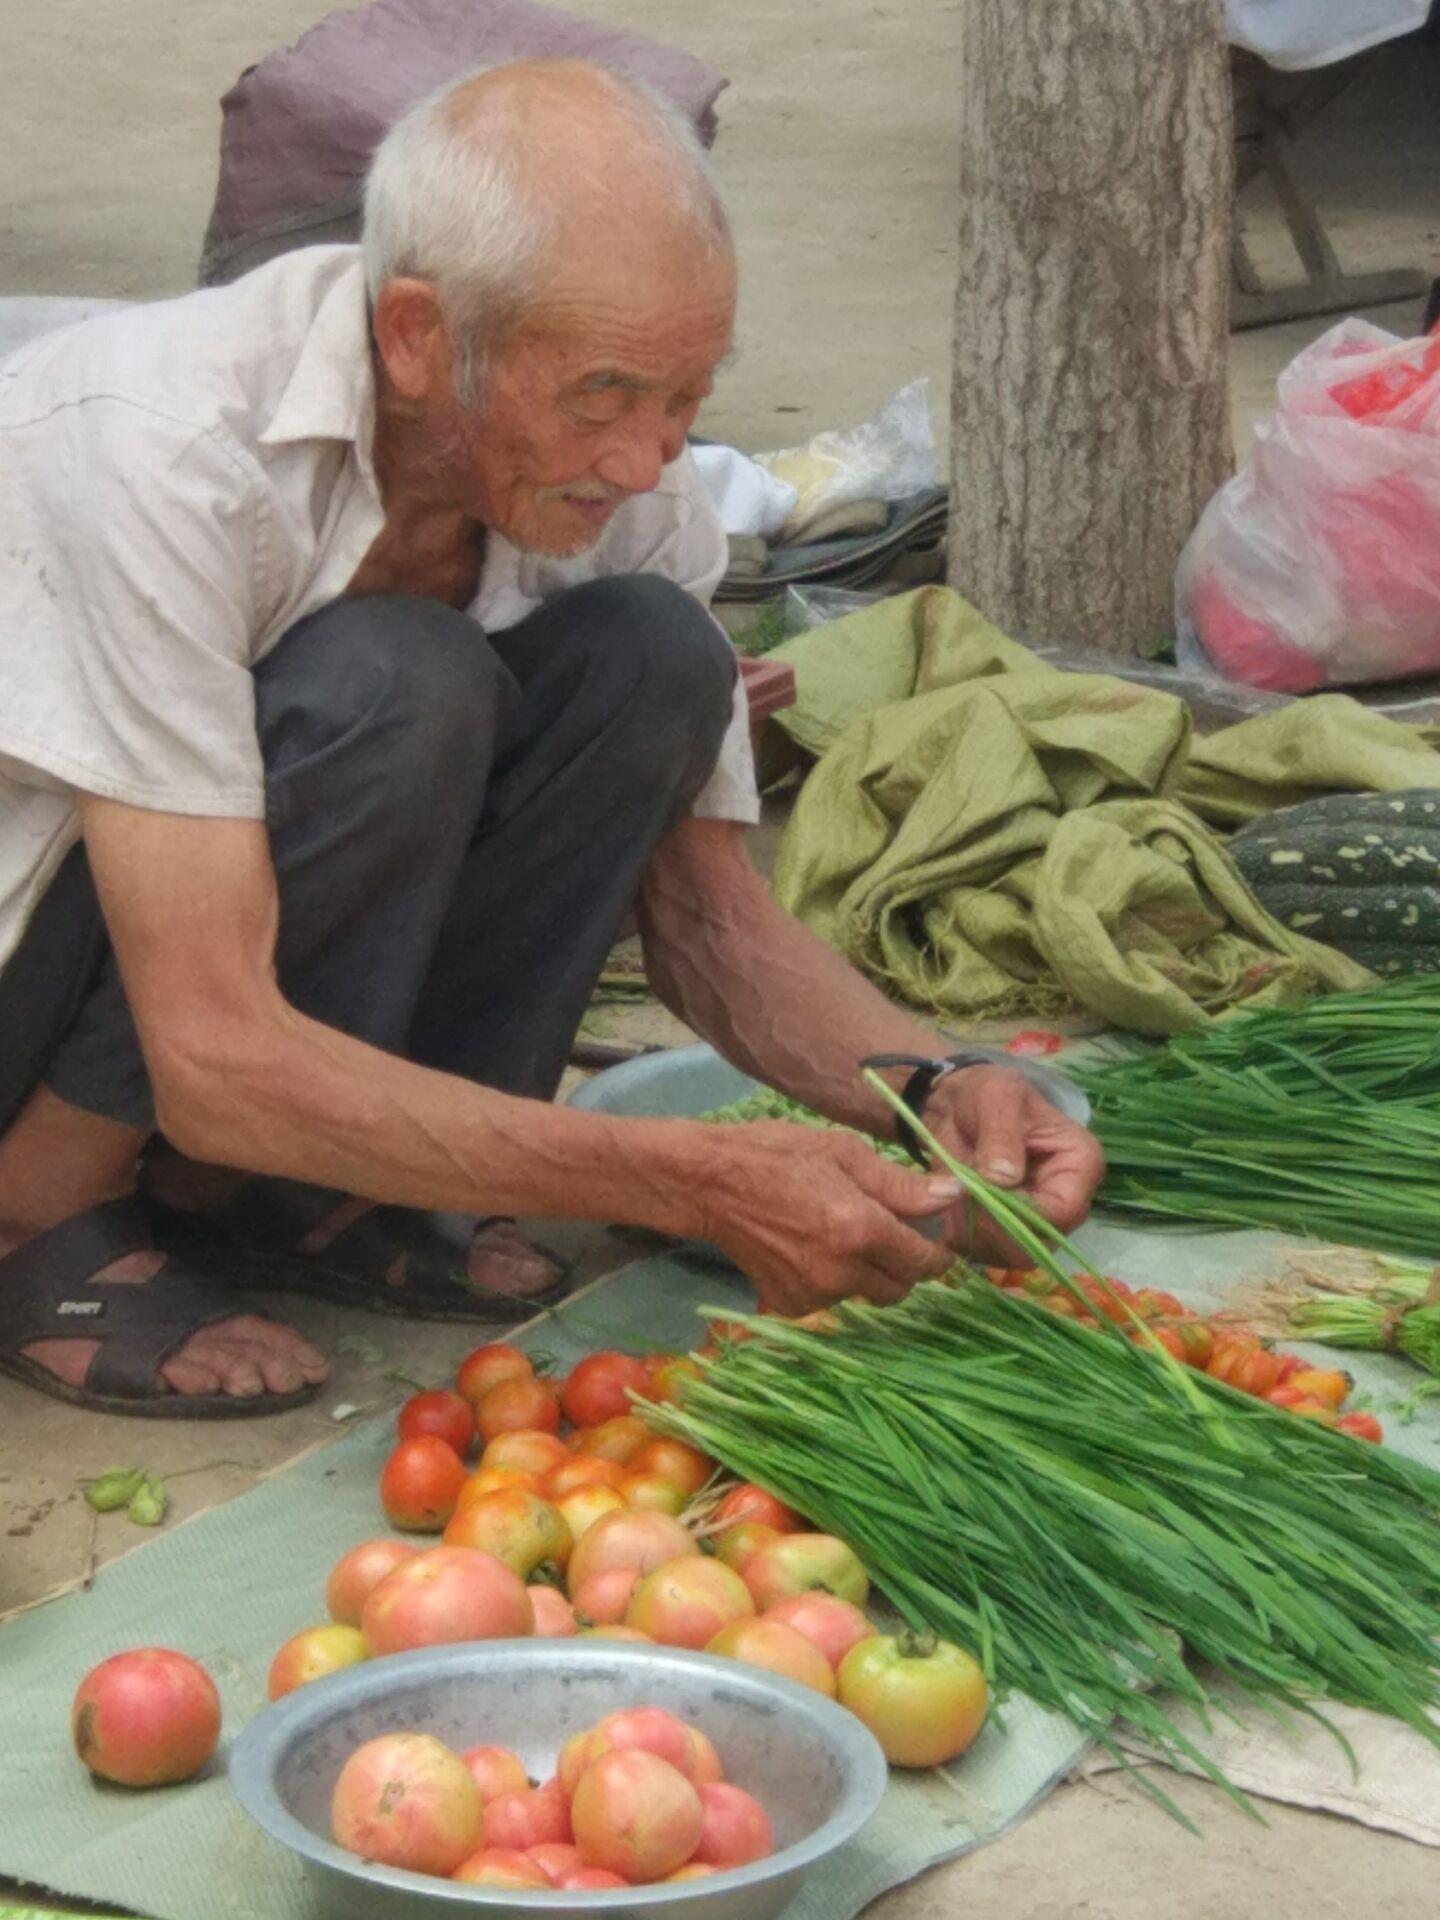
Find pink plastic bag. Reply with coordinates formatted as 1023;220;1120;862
1178;320;1440;692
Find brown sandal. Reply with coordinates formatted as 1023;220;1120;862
0;1198;321;1419
145;1180;572;1323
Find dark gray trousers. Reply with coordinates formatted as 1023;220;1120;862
0;577;736;1139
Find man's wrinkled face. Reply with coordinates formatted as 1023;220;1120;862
439;242;736;556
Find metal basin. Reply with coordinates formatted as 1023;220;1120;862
567;1040;1091;1127
230;1639;888;1920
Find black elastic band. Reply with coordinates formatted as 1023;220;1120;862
860;1052;955;1164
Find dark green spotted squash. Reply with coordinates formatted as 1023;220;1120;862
1230;790;1440;977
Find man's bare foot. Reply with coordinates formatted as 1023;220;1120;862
148;1147;563;1304
5;1232;330;1400
467;1218;565;1299
0;1091;328;1400
299;1199;562;1300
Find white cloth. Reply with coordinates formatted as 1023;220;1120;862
1226;0;1427;69
690;442;797;539
1081;1680;1440;1848
0;247;759;978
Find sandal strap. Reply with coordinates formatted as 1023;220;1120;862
0;1197;244;1400
0;1196;153;1299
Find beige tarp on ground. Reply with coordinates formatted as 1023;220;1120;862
768;588;1440;1034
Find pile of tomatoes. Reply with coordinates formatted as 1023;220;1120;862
379;1340;710;1546
261;1337;991;1771
984;1269;1384;1443
329;1705;775;1889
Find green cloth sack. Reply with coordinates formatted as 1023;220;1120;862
769;588;1440;1033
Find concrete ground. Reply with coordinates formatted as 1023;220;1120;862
4;4;1440;1916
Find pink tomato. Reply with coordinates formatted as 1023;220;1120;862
528;1585;579;1636
527;1841;582;1883
483;1782;572;1850
459;1744;529;1803
763;1592;873;1670
565;1510;697;1599
450;1847;550;1888
571;1749;704;1883
742;1534;869;1610
361;1546;534;1654
705;1617;837;1696
692;1782;775;1868
324;1540;418;1627
331;1733;482;1876
626;1556;755;1650
571;1567;641;1626
72;1648;221;1789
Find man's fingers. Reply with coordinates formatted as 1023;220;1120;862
1028;1127;1108;1231
841;1140;961;1220
855;1204;955;1285
962;1069;1028;1187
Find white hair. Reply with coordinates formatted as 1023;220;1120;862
362;61;730;404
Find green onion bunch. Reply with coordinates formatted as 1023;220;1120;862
1279;1252;1440;1375
1073;977;1440;1258
649;1280;1440;1818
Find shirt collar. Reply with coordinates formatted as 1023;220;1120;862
258;251;377;472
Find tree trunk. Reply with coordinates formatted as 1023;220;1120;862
948;0;1232;655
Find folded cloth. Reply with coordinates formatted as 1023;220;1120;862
767;586;1440;1032
1081;1682;1440;1848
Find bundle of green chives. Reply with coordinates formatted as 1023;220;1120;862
648;1282;1440;1817
675;1071;1440;1820
1274;1251;1440;1375
1072;977;1440;1259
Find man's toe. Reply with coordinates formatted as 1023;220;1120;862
160;1354;225;1397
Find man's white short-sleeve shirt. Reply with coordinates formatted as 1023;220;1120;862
0;245;758;976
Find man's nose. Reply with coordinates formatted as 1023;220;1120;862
595;433;666;496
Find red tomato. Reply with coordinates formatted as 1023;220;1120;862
1143;1325;1188;1363
1205;1335;1263;1388
712;1483;802;1533
477;1376;561;1442
1336;1411;1383;1444
1004;1029;1064;1057
398;1390;475;1457
1230;1349;1284;1397
1167;1320;1214;1368
456;1343;533;1410
380;1436;468;1532
560;1352;652;1428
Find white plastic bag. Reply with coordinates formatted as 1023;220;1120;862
756;379;938;542
1178;320;1440;693
689;444;797;539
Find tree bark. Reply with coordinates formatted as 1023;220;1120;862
948;0;1232;655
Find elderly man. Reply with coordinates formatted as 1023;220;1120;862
0;60;1103;1417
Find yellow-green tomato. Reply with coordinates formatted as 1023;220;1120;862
267;1624;370;1701
837;1632;988;1768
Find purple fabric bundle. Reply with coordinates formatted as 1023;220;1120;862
199;0;726;284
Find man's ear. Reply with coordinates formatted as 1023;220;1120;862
372;277;451;401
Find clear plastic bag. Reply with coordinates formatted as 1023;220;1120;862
756;380;938;542
1178;320;1440;693
782;585;887;630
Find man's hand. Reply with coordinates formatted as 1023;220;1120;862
697;1121;960;1316
921;1065;1105;1263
